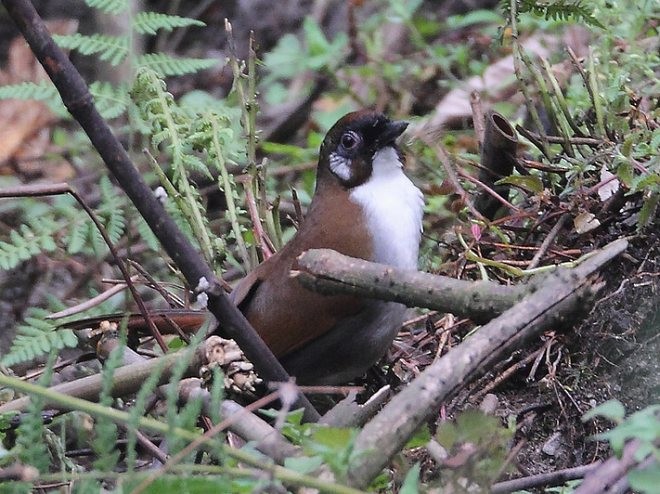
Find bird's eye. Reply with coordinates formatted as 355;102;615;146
340;131;360;151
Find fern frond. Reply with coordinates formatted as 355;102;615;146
52;33;129;66
84;0;127;15
92;333;125;472
138;53;218;77
97;176;126;246
1;310;77;367
0;80;58;101
502;0;605;29
0;216;61;270
89;81;130;119
16;353;58;474
134;215;160;251
133;12;205;35
0;81;67;116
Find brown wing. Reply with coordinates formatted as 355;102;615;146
232;179;373;358
233;250;365;358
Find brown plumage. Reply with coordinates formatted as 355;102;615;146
230;110;424;384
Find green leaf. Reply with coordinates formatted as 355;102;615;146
436;421;457;449
133;12;205;35
582;399;626;423
284;455;324;474
446;10;504;28
496;174;544;194
638;192;659;230
84;0;127;15
629;468;660;494
387;0;423;22
405;425;431;449
263;34;304;80
124;475;236;493
593;405;660;455
400;463;421;494
303;17;347;71
90;81;130;119
138;53;218;77
53;33;129;66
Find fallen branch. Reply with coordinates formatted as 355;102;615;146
491;462;600;493
345;238;627;488
297;249;542;323
0;348;203;413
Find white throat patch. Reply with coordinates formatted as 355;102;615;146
349;146;424;269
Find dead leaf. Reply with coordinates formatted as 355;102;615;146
574;212;600;234
598;166;620;201
0;20;77;172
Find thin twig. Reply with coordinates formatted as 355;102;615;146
491;462;600;494
470;91;485;145
457;169;521;212
428;142;487;222
527;213;569;269
47;277;136;320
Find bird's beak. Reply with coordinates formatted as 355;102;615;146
379;120;409;146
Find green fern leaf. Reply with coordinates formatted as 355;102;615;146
66;219;87;254
134;215;160;251
138;53;218;77
52;33;129;66
84;0;127;15
2;312;77;367
97;176;126;245
89;81;130;119
0;81;67;116
0;80;58;101
133;12;205;35
0;217;60;270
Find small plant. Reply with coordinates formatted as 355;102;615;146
583;400;660;494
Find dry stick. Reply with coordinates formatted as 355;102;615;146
428;141;487;222
345;239;627;488
125;259;187;307
0;351;202;413
0;183;167;352
518;130;604;147
1;0;319;422
459;170;520;213
470;346;545;403
470;91;485;145
527;213;569;269
47;276;136;319
491;462;600;494
296;248;533;324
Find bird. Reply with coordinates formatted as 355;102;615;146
62;110;424;385
230;110;424;384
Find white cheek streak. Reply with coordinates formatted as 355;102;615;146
349;146;424;270
329;152;352;182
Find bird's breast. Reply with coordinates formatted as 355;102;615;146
349;148;424;269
